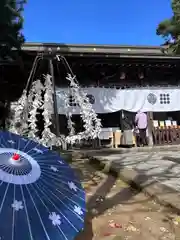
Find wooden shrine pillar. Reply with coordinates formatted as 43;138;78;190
49;59;68;150
49;59;60;137
147;112;154;146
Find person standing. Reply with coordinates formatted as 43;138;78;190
135;111;147;146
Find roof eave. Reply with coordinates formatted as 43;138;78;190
21;42;180;59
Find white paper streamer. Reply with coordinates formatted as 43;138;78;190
27;79;44;141
9;73;101;147
65;74;101;144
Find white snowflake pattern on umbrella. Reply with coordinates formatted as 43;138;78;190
33;148;43;154
58;160;63;164
68;181;77;192
49;212;61;226
74;206;83;215
11;200;24;211
21;138;27;141
8;140;15;144
50;166;58;172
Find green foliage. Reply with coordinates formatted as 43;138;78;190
0;0;26;59
157;0;180;54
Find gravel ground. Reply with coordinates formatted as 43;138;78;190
67;155;180;240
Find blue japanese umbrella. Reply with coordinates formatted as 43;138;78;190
0;131;86;240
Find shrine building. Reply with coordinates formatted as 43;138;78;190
11;42;180;146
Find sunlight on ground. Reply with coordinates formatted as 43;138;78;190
68;154;180;240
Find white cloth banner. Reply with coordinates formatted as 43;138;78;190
56;87;180;114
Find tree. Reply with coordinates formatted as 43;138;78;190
0;0;27;127
0;0;26;60
156;0;180;54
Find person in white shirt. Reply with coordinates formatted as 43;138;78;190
135;111;147;146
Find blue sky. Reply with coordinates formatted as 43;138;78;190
23;0;172;46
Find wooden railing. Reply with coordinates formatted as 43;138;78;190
153;127;180;145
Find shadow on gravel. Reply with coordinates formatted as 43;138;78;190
73;160;146;239
62;151;179;240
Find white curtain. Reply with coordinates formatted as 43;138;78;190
56;87;180;114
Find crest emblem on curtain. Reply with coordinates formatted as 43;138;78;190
147;93;157;105
159;93;170;104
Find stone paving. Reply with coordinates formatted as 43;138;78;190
87;150;180;193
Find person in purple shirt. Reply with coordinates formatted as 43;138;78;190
135;111;147;146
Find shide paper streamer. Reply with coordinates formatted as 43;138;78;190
9;74;101;147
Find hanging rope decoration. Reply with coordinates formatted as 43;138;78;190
40;74;61;147
27;79;45;140
10;73;101;147
9;90;28;135
64;74;102;144
63;91;75;136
